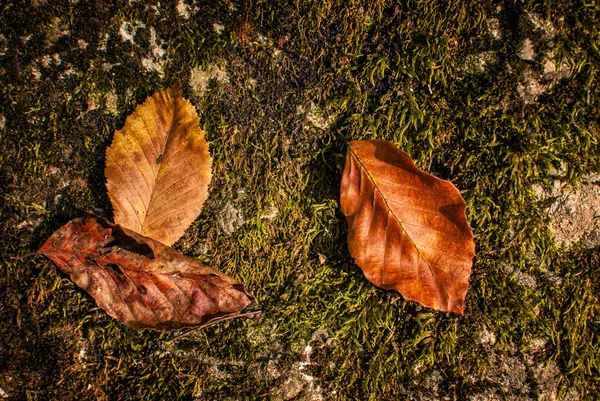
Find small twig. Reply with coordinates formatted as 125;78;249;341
9;252;41;260
168;310;262;342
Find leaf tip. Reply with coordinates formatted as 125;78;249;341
169;80;183;98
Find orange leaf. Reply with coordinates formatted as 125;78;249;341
105;83;211;246
340;140;475;314
38;216;253;330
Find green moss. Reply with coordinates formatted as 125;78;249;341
1;0;599;399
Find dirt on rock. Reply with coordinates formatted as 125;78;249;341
535;174;600;249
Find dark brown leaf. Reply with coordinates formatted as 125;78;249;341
39;216;253;330
340;140;475;314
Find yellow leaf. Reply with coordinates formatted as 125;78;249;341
105;83;212;245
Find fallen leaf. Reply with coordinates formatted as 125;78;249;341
105;83;211;246
39;216;253;330
340;140;475;314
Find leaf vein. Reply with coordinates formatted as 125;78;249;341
113;162;146;228
145;197;206;228
146;184;205;219
412;243;472;263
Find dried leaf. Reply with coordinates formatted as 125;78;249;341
340;140;475;314
105;83;211;246
38;216;253;330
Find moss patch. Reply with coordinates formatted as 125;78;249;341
1;0;599;399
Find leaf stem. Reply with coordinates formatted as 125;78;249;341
168;310;262;342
